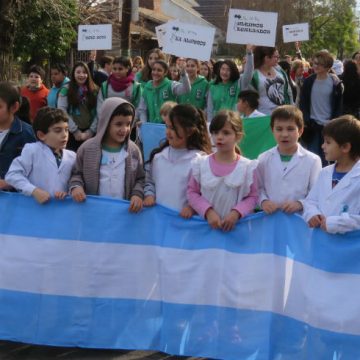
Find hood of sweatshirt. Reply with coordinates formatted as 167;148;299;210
93;97;135;145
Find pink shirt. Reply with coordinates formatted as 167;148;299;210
187;154;258;218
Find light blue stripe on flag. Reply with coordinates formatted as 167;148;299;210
1;192;360;359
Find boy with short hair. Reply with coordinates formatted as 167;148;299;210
5;107;76;204
70;97;144;213
20;65;49;122
237;90;265;118
257;105;322;214
302;115;360;234
47;63;70;108
0;82;36;189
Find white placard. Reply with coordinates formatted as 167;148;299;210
162;22;215;61
283;23;309;43
155;20;178;48
226;9;278;47
78;24;112;50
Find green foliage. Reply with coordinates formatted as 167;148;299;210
298;0;359;59
13;0;79;64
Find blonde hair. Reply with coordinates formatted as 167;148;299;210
160;101;177;116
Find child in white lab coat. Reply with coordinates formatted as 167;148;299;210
5;107;76;204
302;115;360;234
257;105;322;214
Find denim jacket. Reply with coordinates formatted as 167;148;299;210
0;117;36;179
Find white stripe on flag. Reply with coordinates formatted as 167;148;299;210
0;234;359;335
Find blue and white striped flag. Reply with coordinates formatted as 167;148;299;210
0;192;360;359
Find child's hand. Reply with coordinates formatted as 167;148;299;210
281;201;303;214
143;195;155;207
0;179;12;190
129;195;143;213
308;214;324;228
73;131;83;142
320;217;328;232
205;208;222;230
32;188;51;204
262;200;279;214
54;191;68;200
222;210;241;232
71;186;86;202
180;205;195;219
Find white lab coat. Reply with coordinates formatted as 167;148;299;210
5;142;76;197
146;147;200;211
256;144;322;207
302;160;360;234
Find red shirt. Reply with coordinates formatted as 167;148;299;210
21;84;49;122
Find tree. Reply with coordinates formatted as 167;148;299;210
14;0;79;65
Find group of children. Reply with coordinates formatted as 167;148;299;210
1;80;359;235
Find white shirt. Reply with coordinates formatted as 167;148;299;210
302;161;360;234
99;147;127;199
247;109;266;118
151;147;200;211
191;155;257;218
256;144;322;207
5;142;76;196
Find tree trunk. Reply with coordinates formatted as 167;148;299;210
0;1;19;80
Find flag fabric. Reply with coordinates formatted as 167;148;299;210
239;116;276;160
0;192;360;359
140;117;276;163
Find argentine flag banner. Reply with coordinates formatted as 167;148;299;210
1;192;360;359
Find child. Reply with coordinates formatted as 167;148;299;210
159;101;177;123
187;110;258;231
20;65;49;122
57;61;98;151
0;82;36;189
69;97;144;213
257;105;322;214
137;60;191;124
143;104;211;217
5;107;76;203
302;115;360;234
207;45;254;122
237;90;265;118
177;58;209;110
97;56;141;115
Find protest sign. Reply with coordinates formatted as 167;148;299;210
283;23;309;43
155;20;178;48
226;9;278;47
162;21;215;61
78;24;112;50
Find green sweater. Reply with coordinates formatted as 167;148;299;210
177;75;208;110
142;78;177;123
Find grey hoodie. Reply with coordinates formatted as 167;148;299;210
69;97;144;199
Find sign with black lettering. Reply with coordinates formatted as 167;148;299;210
283;23;309;43
226;9;278;47
78;24;112;50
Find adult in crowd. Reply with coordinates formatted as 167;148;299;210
300;50;343;162
47;63;70;108
20;65;49;122
57;61;98;151
250;46;293;115
340;60;360;118
92;55;114;87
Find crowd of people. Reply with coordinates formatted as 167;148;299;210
0;43;359;235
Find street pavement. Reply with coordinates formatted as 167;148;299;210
0;341;209;360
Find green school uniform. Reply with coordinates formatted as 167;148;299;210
177;75;208;110
143;78;176;123
209;80;240;117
